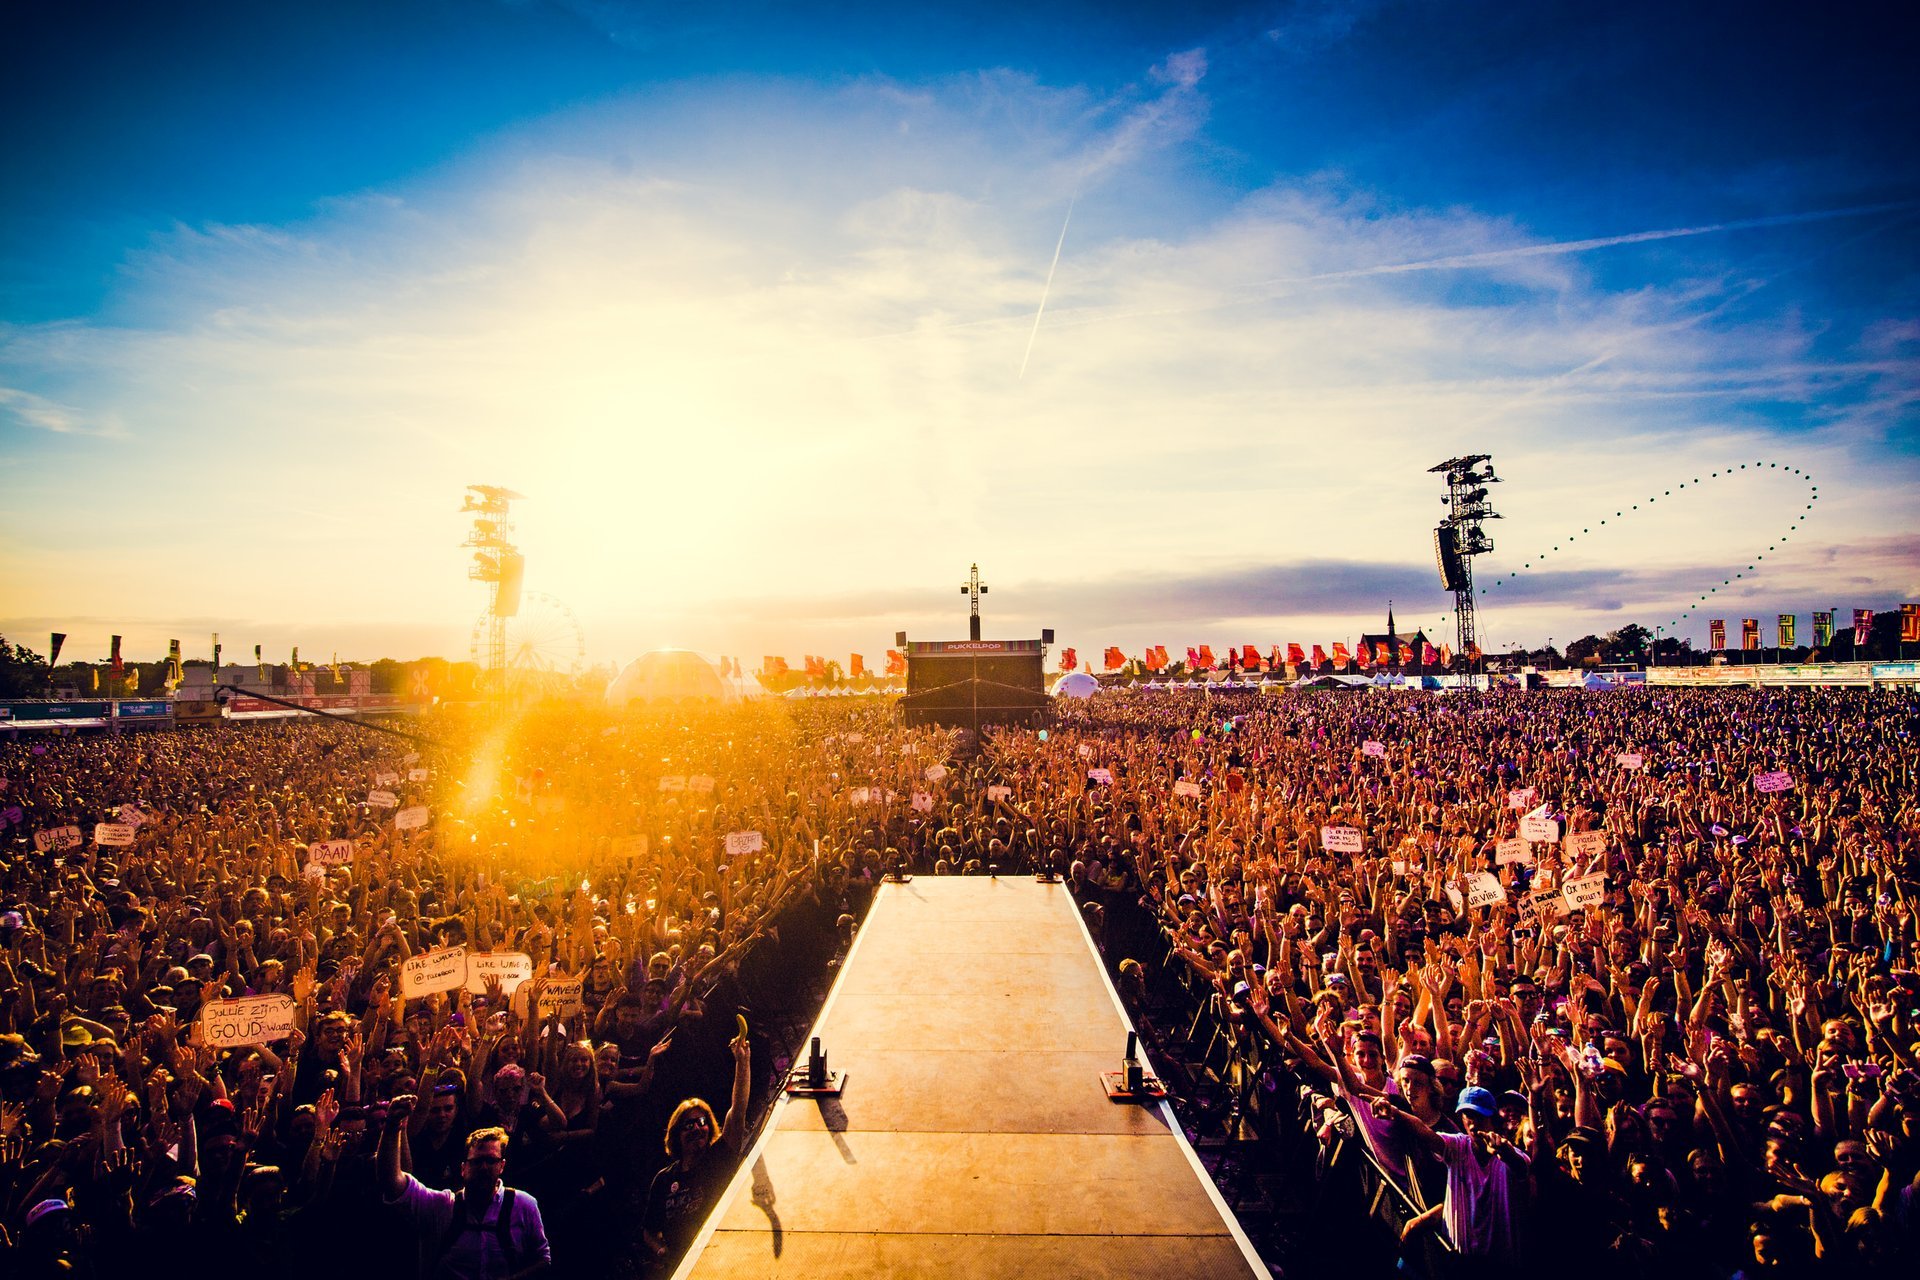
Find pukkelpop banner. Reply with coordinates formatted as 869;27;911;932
1742;618;1760;651
1855;608;1875;641
1709;619;1726;651
1905;604;1920;645
1813;611;1834;647
1778;614;1796;648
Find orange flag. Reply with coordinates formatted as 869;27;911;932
1331;642;1350;670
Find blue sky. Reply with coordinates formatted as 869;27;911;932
3;1;1915;669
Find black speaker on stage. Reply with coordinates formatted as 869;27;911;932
1434;526;1465;593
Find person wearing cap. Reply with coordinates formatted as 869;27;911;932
1375;1083;1529;1267
16;1199;80;1279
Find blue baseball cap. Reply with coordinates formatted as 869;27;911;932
1455;1086;1499;1120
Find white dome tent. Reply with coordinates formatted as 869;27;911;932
606;650;735;705
1053;671;1100;699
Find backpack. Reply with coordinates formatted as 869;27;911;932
432;1188;517;1278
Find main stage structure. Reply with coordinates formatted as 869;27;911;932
897;564;1052;732
671;877;1271;1280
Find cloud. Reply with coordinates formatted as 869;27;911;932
0;384;121;437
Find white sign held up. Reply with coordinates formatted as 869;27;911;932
1362;740;1387;758
910;791;934;813
1562;873;1608;911
1173;780;1203;799
611;835;649;859
34;826;83;853
199;995;298;1048
924;764;948;783
1520;812;1561;844
1466;872;1507;909
1495;838;1533;866
308;839;355;866
1320;826;1364;854
724;830;764;857
1087;768;1115;786
690;775;716;794
1615;753;1644;770
408;768;429;783
1754;770;1793;793
400;945;468;997
367;790;399;809
395;805;431;831
1563;830;1607;860
537;976;586;1019
94;822;137;847
465;951;534;995
986;785;1012;802
1507;787;1536;810
658;776;686;792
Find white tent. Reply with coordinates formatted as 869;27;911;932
606;650;735;705
1053;671;1100;699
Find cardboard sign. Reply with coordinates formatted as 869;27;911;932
403;752;420;765
1320;825;1364;854
690;775;715;794
1562;873;1608;911
910;791;934;813
537;976;586;1019
1087;768;1115;786
395;805;431;831
1495;838;1533;866
850;787;872;805
1173;780;1203;799
659;776;686;792
408;768;429;783
1507;787;1536;810
924;764;949;783
1466;872;1507;909
1563;830;1607;860
987;785;1012;802
199;994;298;1048
34;825;83;853
466;951;533;995
1754;771;1793;793
1362;741;1387;758
1527;887;1569;922
724;830;764;856
308;839;355;866
1615;752;1644;770
116;803;151;828
401;945;468;997
612;835;649;859
1076;744;1093;758
1520;813;1560;844
374;772;400;787
367;790;399;809
94;822;137;847
1445;886;1465;914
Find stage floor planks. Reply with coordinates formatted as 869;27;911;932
672;876;1271;1280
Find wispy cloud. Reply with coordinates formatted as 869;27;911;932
0;385;121;437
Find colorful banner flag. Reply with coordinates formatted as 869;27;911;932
1903;604;1920;644
1708;619;1726;651
1104;646;1126;671
166;639;182;692
1422;642;1439;666
1741;618;1760;651
1331;642;1350;670
1186;646;1202;669
1241;643;1260;670
1467;644;1482;663
1286;642;1305;670
849;654;866;678
885;650;906;677
254;643;265;679
1310;644;1328;669
110;635;123;677
48;632;66;667
1440;644;1453;666
1355;641;1372;669
1778;614;1796;648
1398;642;1414;666
1150;645;1169;670
1854;609;1875;643
1059;647;1077;671
1813;612;1833;647
1197;644;1215;670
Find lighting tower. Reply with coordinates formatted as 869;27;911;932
959;563;989;641
462;485;526;700
1429;456;1501;668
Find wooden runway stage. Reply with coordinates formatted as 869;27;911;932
674;875;1271;1279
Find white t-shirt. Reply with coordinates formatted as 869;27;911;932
1438;1130;1526;1260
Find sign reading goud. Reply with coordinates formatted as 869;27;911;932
200;994;298;1047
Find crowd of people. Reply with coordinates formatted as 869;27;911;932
3;681;1918;1277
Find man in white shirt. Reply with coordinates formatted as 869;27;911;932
1379;1083;1528;1269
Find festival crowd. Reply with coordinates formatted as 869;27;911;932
2;682;1918;1278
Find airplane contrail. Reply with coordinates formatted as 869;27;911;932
1261;199;1918;287
1019;197;1076;380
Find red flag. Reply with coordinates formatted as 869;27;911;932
1151;645;1169;670
1331;642;1350;670
850;654;866;678
1059;647;1077;671
1440;644;1453;667
1242;644;1260;670
1467;644;1482;663
1104;646;1126;671
1198;644;1215;670
1186;646;1202;669
1903;604;1920;644
885;649;907;677
1310;644;1328;668
1286;642;1305;667
1399;642;1414;665
1422;642;1439;666
1355;641;1372;670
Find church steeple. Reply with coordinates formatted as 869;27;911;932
1386;600;1396;642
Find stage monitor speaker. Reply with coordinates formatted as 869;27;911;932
495;553;525;618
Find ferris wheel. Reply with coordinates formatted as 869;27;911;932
470;591;586;691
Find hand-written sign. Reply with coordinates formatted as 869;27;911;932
537;976;586;1019
724;830;764;857
408;768;429;783
850;787;873;805
1466;872;1507;909
395;805;431;831
1087;768;1115;786
466;951;533;995
658;776;687;792
1520;812;1561;844
924;764;949;783
1562;873;1608;911
116;803;151;827
1320;825;1364;854
611;835;649;859
1495;838;1533;866
94;822;137;847
1754;771;1793;793
1076;744;1094;759
1615;753;1644;770
1173;780;1203;799
403;752;421;765
308;839;355;866
986;785;1012;802
1508;787;1537;810
199;994;298;1048
690;775;716;794
1563;830;1607;861
367;790;399;809
374;772;400;787
1527;887;1570;922
910;791;934;813
1362;741;1387;758
34;825;83;853
401;945;468;997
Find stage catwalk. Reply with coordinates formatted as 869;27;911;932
672;875;1271;1279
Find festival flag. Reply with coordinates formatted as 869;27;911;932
48;632;66;668
1150;645;1169;670
1778;614;1796;648
166;639;183;692
1104;646;1126;671
1422;642;1439;666
1267;645;1282;670
1812;612;1833;647
1398;642;1414;666
91;668;100;692
1059;647;1077;671
255;643;265;680
1286;642;1305;669
1708;619;1726;651
1198;645;1216;670
1355;641;1372;670
1242;644;1260;670
1440;643;1453;666
1741;619;1759;651
212;633;221;675
850;654;866;678
885;649;906;677
805;655;826;677
1310;644;1328;669
1854;608;1875;644
110;635;123;677
1331;642;1350;670
1467;644;1483;663
1903;604;1920;644
1186;647;1202;669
